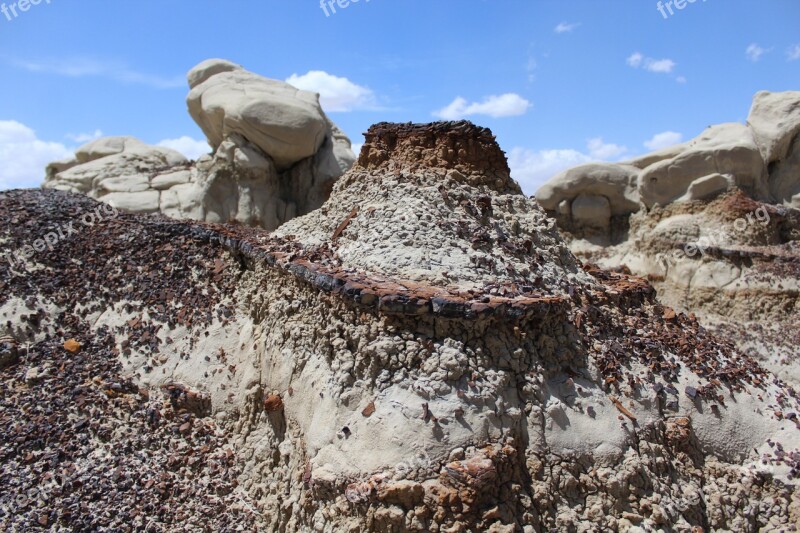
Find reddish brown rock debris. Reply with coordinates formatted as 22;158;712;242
356;121;521;194
577;264;774;396
200;212;780;398
202;222;568;323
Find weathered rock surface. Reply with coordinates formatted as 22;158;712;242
4;121;800;531
748;91;800;204
187;59;329;169
537;91;800;389
42;60;356;230
640;122;767;207
536;162;640;216
748;90;800;168
43;136;188;195
538;91;800;226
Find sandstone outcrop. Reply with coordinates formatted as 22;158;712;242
538;91;800;230
44;136;188;197
536;163;640;214
4;121;799;531
748;90;800;204
536;162;640;239
42;59;356;230
639;122;767;206
536;91;800;387
187;59;329;170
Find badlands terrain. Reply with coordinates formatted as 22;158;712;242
0;60;799;532
537;90;800;388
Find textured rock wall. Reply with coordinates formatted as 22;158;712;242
357;121;520;195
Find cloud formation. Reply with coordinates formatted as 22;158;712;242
587;137;628;160
0;120;73;190
157;136;210;160
508;147;591;195
644;131;683;151
627;52;676;73
11;58;184;89
433;94;531;120
66;130;104;144
746;43;768;62
554;22;580;34
508;137;631;194
286;71;378;112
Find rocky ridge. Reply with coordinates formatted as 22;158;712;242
2;122;800;531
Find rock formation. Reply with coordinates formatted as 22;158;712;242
3;122;799;531
42;59;356;230
536;91;800;386
539;91;800;229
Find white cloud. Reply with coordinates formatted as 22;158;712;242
351;143;364;157
0;120;73;190
554;22;580;34
644;58;676;73
433;93;531;120
158;136;210;160
627;52;676;73
66;129;103;143
746;43;768;62
676;76;687;84
644;131;683;151
509;137;628;194
286;71;377;112
508;147;591;194
11;58;184;89
787;44;800;61
626;52;644;68
587;137;628;160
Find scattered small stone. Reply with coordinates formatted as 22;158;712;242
63;339;81;353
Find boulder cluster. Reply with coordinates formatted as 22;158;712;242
43;59;355;230
537;91;800;234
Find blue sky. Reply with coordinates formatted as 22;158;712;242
0;0;798;193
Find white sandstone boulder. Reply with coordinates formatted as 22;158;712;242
624;141;691;170
747;91;800;203
536;162;641;216
75;136;187;167
43;137;188;198
186;58;242;90
571;193;612;228
747;90;800;164
187;59;328;169
43;60;356;230
639;123;766;207
680;173;734;202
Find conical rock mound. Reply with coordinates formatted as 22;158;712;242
278;121;583;296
